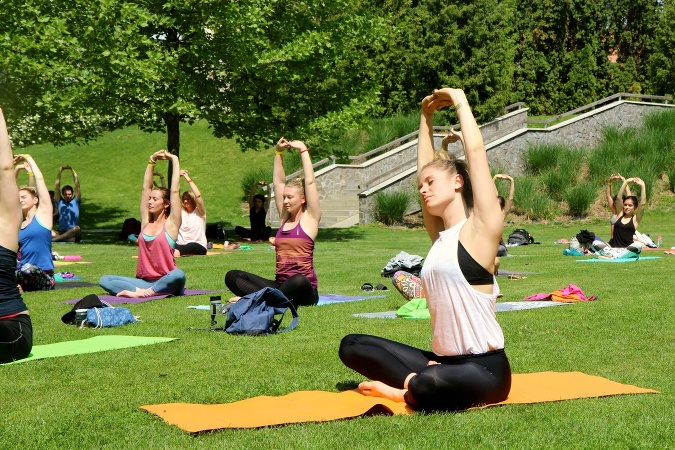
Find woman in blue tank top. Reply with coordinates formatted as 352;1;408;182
0;107;32;363
15;152;55;291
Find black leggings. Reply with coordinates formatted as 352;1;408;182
0;314;33;364
175;242;207;256
339;334;511;411
224;270;318;307
235;226;272;241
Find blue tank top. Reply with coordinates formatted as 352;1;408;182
18;216;54;271
58;198;80;230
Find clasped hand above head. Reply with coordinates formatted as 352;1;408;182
276;137;308;152
151;149;176;161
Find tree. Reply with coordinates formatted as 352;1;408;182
0;1;385;159
648;0;675;97
367;0;518;122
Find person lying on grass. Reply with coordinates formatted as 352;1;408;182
225;137;321;308
0;106;33;363
340;88;511;411
99;150;186;298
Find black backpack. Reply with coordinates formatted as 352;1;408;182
118;218;141;240
508;229;535;246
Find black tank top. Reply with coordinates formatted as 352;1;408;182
609;214;635;248
457;241;494;285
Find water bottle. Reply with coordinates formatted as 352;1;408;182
75;309;88;329
657;236;662;248
210;296;222;326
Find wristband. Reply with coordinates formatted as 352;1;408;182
454;102;467;112
299;147;310;154
28;173;34;177
186;179;193;183
275;151;284;156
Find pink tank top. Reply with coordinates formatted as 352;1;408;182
275;221;318;289
136;226;177;281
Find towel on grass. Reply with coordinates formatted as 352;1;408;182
140;371;658;432
317;294;387;305
524;284;597;302
64;289;227;305
5;335;178;365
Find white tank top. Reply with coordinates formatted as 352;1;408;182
177;209;207;248
421;219;505;356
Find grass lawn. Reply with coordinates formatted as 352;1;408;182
1;209;674;448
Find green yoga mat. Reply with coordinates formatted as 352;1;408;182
6;335;178;365
575;256;661;263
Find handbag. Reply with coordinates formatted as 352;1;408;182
86;306;137;328
225;287;298;335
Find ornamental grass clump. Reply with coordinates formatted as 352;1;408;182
373;190;411;225
566;182;598;217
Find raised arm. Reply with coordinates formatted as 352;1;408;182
141;152;161;226
181;169;205;217
273;137;289;221
54;166;64;203
418;95;446;241
71;167;81;202
155;151;181;239
15;163;36;188
614;179;631;216
16;154;53;229
433;88;502;263
286;140;321;227
606;174;622;216
494;174;514;218
634;177;646;224
262;181;271;210
247;181;258;207
0;107;21;252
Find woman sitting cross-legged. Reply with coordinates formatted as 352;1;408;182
224;137;321;308
99;150;186;297
339;88;511;412
174;169;208;257
15;154;55;292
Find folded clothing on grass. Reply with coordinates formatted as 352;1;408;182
64;289;227;305
140;372;658;432
5;335;178;365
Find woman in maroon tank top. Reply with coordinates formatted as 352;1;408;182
224;137;321;307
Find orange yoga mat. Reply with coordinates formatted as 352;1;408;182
141;371;658;432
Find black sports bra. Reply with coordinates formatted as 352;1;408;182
457;241;494;285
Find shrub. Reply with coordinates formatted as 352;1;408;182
525;144;565;175
668;169;675;193
566;182;598;217
373;190;410;225
513;175;552;219
240;167;273;201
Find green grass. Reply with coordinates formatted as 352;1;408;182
2;211;674;448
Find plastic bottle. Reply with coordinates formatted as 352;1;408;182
657;236;662;248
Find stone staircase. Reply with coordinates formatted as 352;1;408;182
268;94;673;228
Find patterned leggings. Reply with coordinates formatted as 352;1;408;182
392;270;424;300
16;263;55;291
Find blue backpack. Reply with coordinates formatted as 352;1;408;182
225;287;298;335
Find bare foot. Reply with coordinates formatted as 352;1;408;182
358;381;406;402
228;296;241;303
117;287;154;298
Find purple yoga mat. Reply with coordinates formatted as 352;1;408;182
64;289;226;305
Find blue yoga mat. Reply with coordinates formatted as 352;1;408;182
317;294;387;306
575;256;661;263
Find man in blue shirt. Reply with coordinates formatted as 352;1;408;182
52;166;81;242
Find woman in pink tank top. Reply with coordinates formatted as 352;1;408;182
225;137;321;307
99;150;186;297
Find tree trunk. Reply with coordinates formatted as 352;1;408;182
164;112;180;189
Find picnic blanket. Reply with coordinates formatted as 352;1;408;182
65;289;227;305
353;301;569;319
140;371;658;432
5;335;178;365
